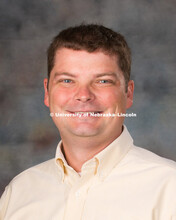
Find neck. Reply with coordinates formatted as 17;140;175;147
60;128;123;172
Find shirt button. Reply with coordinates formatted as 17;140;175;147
75;190;81;198
99;172;105;180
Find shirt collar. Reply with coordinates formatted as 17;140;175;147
55;142;68;181
55;125;133;181
95;125;133;180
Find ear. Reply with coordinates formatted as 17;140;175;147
44;78;49;107
126;80;134;109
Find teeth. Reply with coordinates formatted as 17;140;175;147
76;112;93;114
75;112;100;114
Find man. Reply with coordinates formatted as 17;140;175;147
0;24;176;220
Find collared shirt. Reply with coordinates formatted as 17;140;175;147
0;126;176;220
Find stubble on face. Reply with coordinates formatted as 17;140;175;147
45;48;132;140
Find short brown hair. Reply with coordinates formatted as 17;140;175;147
47;24;131;89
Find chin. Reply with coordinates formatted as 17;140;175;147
69;125;102;137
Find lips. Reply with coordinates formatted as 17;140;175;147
67;111;103;114
65;110;104;118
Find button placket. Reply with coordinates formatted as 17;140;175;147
75;189;81;198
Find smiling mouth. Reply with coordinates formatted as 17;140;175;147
66;111;104;118
68;111;103;114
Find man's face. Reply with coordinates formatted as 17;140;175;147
44;48;134;139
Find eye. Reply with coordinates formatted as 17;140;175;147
97;79;114;84
63;79;72;83
99;80;110;83
58;79;73;83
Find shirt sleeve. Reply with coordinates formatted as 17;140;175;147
0;185;11;220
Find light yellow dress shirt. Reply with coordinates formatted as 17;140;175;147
0;126;176;220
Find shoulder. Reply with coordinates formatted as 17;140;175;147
9;158;61;188
114;145;176;196
0;159;63;219
122;145;176;182
116;144;176;181
1;158;63;204
130;146;176;170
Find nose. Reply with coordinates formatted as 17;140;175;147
74;85;95;103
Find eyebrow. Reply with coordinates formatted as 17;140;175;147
54;72;76;78
54;71;119;79
95;72;118;78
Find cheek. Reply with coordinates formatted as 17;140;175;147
96;88;124;108
49;88;72;108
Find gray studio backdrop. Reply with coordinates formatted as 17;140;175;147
0;0;176;195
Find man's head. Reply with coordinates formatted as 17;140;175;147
47;24;131;90
44;24;134;141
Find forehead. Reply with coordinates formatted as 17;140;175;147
53;48;121;73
